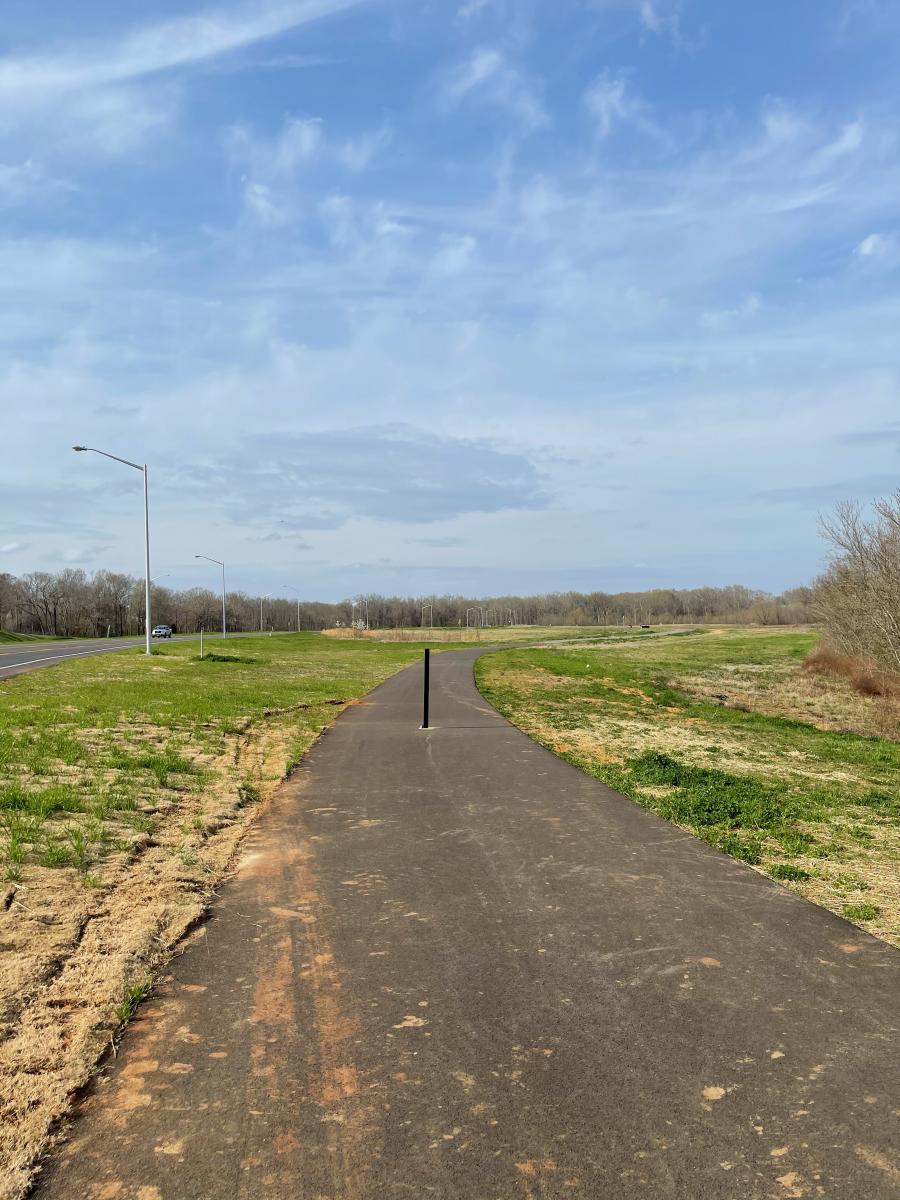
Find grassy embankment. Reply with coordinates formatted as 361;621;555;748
0;632;432;1199
477;626;899;946
0;632;66;644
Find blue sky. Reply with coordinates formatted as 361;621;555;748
2;0;899;599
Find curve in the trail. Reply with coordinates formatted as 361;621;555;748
34;648;900;1200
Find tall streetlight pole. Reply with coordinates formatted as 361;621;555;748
195;555;226;640
282;585;301;633
422;602;433;629
73;445;151;655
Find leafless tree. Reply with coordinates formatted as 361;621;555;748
814;493;900;675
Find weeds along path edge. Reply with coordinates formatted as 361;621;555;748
474;627;900;949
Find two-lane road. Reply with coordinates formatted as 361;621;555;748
0;636;156;680
0;632;274;680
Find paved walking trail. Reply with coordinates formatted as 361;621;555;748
35;650;899;1199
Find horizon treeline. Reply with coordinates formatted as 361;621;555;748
0;569;814;638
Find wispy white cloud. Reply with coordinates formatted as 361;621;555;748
638;0;668;34
64;83;180;157
0;160;72;208
457;0;498;19
0;0;366;102
0;237;156;294
337;126;391;171
853;230;899;271
833;0;900;40
227;116;324;174
637;0;702;49
176;426;549;530
226;113;390;226
856;231;892;256
431;234;477;276
584;70;659;139
700;293;762;329
0;0;367;159
242;180;291;227
441;48;547;131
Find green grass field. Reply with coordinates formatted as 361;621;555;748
477;626;900;945
0;632;432;877
0;631;67;643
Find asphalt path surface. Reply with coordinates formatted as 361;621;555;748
34;649;900;1199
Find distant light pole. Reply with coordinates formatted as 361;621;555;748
422;602;433;629
466;606;480;629
195;555;226;639
282;585;302;632
73;445;151;655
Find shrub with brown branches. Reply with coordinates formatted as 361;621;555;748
812;491;900;679
802;644;898;699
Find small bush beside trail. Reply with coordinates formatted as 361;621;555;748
802;644;897;699
813;491;900;681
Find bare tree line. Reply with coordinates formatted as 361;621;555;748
0;569;813;638
346;585;812;630
813;492;900;676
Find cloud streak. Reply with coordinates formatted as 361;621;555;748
172;427;549;531
0;0;369;160
0;0;367;102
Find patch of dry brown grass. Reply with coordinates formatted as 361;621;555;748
0;708;332;1200
803;644;900;698
322;624;637;645
328;627;477;642
677;658;900;741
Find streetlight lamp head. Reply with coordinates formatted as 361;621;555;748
72;445;87;452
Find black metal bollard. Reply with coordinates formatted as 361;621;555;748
422;648;430;729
